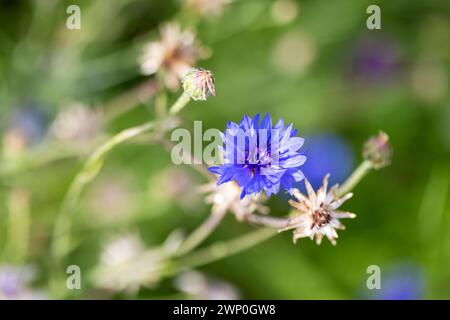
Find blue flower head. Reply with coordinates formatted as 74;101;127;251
209;113;306;199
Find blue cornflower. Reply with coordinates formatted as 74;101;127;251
209;113;306;199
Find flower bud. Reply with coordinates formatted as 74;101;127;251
363;131;392;169
182;68;216;101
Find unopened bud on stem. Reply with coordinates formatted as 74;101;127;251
182;68;216;101
363;131;392;169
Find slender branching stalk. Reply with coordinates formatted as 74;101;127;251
51;120;156;259
2;189;31;264
336;160;373;197
158;159;379;278
245;213;289;229
235;159;376;230
167;227;278;275
50;92;192;296
101;79;159;122
175;208;228;257
169;92;191;115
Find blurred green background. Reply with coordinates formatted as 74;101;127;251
0;0;449;299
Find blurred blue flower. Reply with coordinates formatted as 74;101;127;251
0;267;22;298
8;103;48;146
299;134;354;190
360;263;426;300
0;265;45;300
209;113;306;198
376;264;426;300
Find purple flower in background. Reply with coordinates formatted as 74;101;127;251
300;134;354;190
361;263;426;300
376;264;425;300
0;265;45;300
209;113;306;199
0;267;23;298
348;36;401;83
8;103;48;146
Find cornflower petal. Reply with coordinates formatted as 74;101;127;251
209;113;305;198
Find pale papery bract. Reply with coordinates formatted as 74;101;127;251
201;181;269;221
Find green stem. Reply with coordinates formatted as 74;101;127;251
2;189;30;263
51;92;191;263
245;213;289;229
0;142;91;178
162;160;378;278
101;79;159;122
166;228;277;275
169;92;191;115
175;209;228;257
337;160;373;197
51;120;156;261
49;91;191;297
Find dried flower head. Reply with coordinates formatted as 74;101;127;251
139;23;209;91
182;68;216;101
100;234;145;267
201;181;268;221
363;131;392;169
93;234;166;293
50;102;102;144
280;174;356;245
